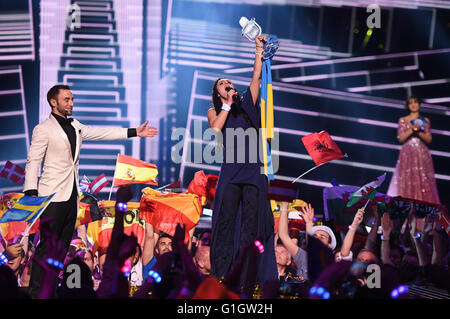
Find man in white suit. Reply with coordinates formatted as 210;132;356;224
24;84;157;297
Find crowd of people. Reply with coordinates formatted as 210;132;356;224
0;184;448;299
0;32;448;301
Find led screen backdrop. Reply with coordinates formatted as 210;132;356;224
0;0;448;212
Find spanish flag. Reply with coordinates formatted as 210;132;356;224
113;154;158;186
97;205;145;255
139;188;202;242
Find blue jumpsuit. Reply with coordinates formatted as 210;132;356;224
210;87;277;286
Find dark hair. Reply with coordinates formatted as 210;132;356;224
211;78;225;114
157;232;173;244
405;95;421;112
211;78;253;127
47;84;71;107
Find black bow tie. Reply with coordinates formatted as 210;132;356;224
61;117;74;124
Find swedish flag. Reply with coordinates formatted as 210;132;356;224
260;55;275;181
0;193;55;223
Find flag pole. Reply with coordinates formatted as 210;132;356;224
292;163;326;183
20;191;59;244
0;227;7;249
109;153;119;201
362;198;371;210
156;183;173;191
292;154;349;184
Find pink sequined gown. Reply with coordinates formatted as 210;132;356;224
387;117;440;204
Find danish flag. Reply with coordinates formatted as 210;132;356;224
0;161;25;184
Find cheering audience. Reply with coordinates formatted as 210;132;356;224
0;184;448;299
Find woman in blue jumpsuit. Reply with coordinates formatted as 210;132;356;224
207;35;277;286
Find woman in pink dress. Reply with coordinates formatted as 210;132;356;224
387;95;440;204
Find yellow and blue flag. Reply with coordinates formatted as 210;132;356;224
260;54;275;181
0;193;55;223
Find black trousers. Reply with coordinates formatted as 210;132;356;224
211;183;259;279
29;186;78;298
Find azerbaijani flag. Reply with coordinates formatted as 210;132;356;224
0;193;55;223
346;173;386;207
260;57;274;181
139;187;202;242
113;154;158;186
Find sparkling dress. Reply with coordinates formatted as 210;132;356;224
387;117;440;204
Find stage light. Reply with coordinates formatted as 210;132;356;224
148;270;162;283
254;240;264;254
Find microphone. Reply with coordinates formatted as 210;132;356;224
225;87;238;101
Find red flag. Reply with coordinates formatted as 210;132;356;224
89;174;109;195
301;131;344;166
0;161;25;184
188;171;208;197
139;189;202;243
4;220;40;243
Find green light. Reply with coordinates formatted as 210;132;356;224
362;28;374;48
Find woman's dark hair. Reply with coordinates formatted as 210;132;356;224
211;78;253;127
211;78;225;114
405;95;421;112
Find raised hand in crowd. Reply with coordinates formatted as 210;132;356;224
4;242;23;261
338;208;365;261
299;203;314;234
32;217;67;299
278;202;299;260
408;211;428;267
172;224;204;298
364;205;380;252
380;212;395;265
430;213;447;266
97;185;134;298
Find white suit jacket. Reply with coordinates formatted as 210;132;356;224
24;114;129;202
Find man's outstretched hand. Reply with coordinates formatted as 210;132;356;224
137;121;158;138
